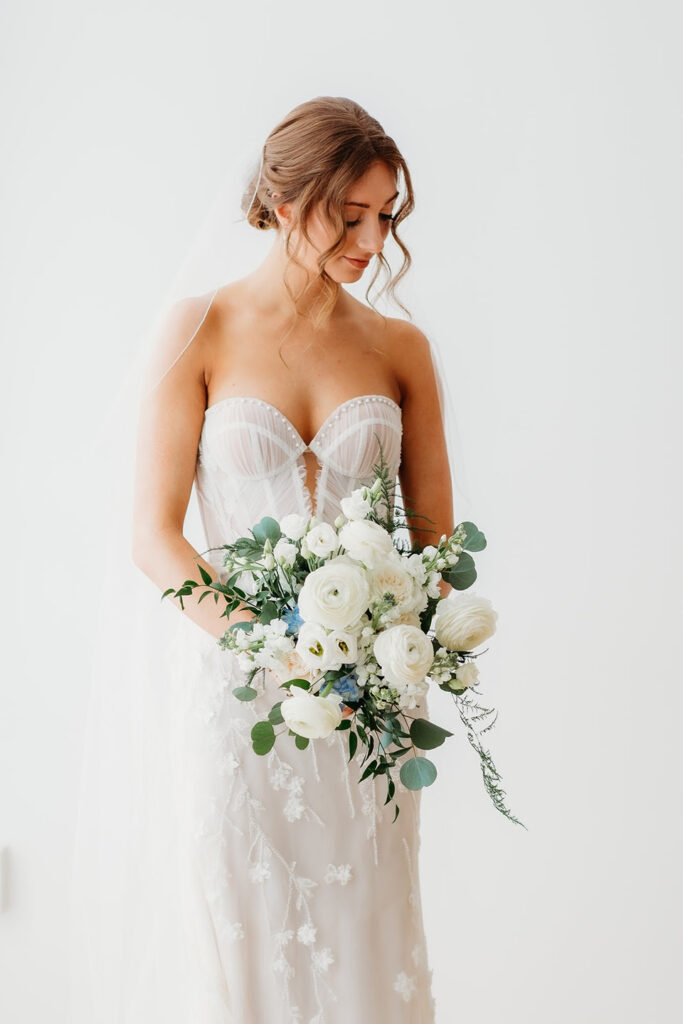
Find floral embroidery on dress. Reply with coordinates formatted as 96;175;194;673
297;922;317;945
311;947;335;973
394;970;417;1002
323;863;353;885
223;921;245;942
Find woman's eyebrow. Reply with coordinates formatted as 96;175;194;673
343;190;399;209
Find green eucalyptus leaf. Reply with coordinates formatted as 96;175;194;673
409;718;454;750
268;702;284;725
288;678;311;690
233;685;258;702
400;756;438;790
441;551;477;590
460;521;487;552
252;517;282;546
259;601;279;624
251;720;276;755
295;734;310;750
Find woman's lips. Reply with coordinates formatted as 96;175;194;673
344;256;370;268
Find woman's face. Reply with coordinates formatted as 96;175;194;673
291;159;398;281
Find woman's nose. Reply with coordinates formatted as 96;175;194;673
358;223;384;254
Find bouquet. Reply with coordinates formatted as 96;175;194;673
165;453;525;827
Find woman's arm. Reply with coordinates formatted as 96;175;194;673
131;297;253;640
393;320;455;596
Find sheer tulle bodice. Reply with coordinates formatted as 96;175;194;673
196;394;402;557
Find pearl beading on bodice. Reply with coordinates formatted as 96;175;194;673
195;394;403;563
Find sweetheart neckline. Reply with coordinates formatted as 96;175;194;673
203;393;402;449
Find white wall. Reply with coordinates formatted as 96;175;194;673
1;1;681;1021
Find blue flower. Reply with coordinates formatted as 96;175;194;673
282;603;303;636
328;671;361;701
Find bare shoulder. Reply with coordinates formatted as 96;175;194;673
143;288;220;391
371;315;434;397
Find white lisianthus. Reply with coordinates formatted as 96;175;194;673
279;513;309;541
295;621;345;672
452;660;480;690
302;522;339;559
330;629;358;665
297;556;371;630
262;553;275;570
340;487;372;521
369;551;422;612
434;593;498;652
234;569;258;596
338;519;394;568
281;691;343;739
373;624;434;687
273;538;298;567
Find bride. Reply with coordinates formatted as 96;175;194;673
70;96;458;1024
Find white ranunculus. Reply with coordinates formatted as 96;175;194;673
434;593;498;652
302;522;339;559
340;487;372;521
297;556;371;630
452;660;480;689
373;625;434;686
273;538;298;567
280;513;309;541
281;691;343;739
338;519;394;568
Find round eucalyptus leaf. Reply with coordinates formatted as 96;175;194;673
400;756;438;790
409;718;453;750
251;720;276;755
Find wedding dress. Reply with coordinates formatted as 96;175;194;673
158;391;437;1023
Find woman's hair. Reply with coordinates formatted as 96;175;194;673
242;96;415;330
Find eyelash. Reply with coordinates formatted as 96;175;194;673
345;213;395;228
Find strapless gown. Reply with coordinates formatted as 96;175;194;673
164;393;436;1023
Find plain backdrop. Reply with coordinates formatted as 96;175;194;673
1;1;682;1021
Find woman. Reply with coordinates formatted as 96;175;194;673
76;97;456;1024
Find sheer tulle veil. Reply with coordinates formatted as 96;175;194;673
67;132;474;1020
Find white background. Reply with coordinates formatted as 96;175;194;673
2;1;682;1021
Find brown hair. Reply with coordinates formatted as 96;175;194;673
242;96;415;331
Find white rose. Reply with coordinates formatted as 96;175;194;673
434;593;498;652
452;660;480;689
391;609;422;628
280;513;309;541
273;538;298;567
369;552;421;612
268;647;316;684
281;691;343;739
302;522;339;559
297;556;371;630
295;621;345;673
338;519;394;568
340;487;372;521
373;625;434;686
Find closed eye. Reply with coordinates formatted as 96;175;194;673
345;213;395;228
